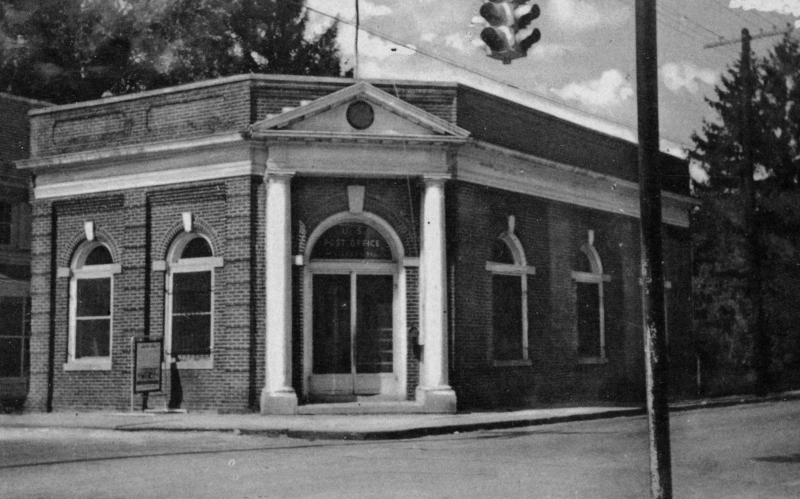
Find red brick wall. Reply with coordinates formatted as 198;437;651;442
26;176;262;412
448;181;692;409
30;76;459;159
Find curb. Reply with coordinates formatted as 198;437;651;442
12;392;800;441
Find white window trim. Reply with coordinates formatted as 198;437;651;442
487;225;535;367
302;211;408;399
164;235;222;370
65;242;120;371
572;238;610;364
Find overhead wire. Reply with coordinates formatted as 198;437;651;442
304;4;648;138
304;3;750;146
708;0;777;31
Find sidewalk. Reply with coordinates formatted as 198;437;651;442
2;391;798;440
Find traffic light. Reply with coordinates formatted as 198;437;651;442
473;1;541;64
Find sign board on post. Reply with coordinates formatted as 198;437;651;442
133;338;163;394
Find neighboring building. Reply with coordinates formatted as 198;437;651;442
1;93;48;408
17;75;695;414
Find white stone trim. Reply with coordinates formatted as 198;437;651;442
250;81;470;138
572;235;610;362
34;160;258;199
262;173;297;412
302;210;407;400
458;142;695;228
19;133;245;170
67;241;117;367
487;225;534;365
164;233;220;370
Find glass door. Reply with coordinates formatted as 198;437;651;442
311;273;394;396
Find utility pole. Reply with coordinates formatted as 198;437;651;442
354;0;360;80
634;2;672;498
704;26;794;397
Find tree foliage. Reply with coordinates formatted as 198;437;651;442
0;0;345;104
690;35;800;393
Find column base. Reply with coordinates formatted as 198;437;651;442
260;388;298;415
415;386;457;413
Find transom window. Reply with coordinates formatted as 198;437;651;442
67;241;120;370
166;233;222;368
486;216;536;366
571;230;611;363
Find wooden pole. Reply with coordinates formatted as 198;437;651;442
635;1;673;497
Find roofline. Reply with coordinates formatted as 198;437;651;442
0;92;51;107
24;72;687;158
455;83;689;159
28;74;459;117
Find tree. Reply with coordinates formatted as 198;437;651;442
690;34;800;395
0;0;345;104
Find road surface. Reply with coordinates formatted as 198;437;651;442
1;400;799;498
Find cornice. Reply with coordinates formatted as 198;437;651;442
458;142;695;227
248;130;468;145
468;140;697;207
17;132;246;172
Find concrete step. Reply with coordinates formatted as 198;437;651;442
298;401;426;415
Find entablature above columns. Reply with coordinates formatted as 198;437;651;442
18;133;267;199
263;138;461;178
456;141;697;228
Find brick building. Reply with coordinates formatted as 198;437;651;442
1;93;48;407
17;75;695;414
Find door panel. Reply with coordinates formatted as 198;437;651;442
312;274;351;375
355;275;393;375
310;272;397;397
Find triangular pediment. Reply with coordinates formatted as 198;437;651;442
249;81;470;139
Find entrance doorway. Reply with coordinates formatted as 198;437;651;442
304;216;405;400
311;273;394;395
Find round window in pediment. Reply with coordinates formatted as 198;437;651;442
346;101;375;130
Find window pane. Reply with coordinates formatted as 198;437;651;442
576;282;601;357
76;319;111;358
172;314;211;355
493;274;523;360
0;297;25;336
356;275;393;374
181;237;213;259
491;239;515;264
0;337;23;376
77;278;111;317
312;274;351;374
85;246;112;265
173;272;211;313
0;202;11;245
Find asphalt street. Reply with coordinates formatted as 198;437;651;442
1;400;799;499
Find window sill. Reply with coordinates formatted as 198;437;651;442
493;359;532;367
577;357;608;365
63;359;111;371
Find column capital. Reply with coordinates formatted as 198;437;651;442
422;174;451;186
265;171;296;183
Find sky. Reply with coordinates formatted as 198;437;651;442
304;0;799;159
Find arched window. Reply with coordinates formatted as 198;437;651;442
571;230;611;363
166;233;222;368
67;241;120;370
485;216;536;365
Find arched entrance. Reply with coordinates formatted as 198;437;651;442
303;213;406;401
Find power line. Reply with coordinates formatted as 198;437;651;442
304;5;650;138
707;0;776;31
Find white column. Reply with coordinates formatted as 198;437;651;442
261;172;298;414
417;176;457;413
